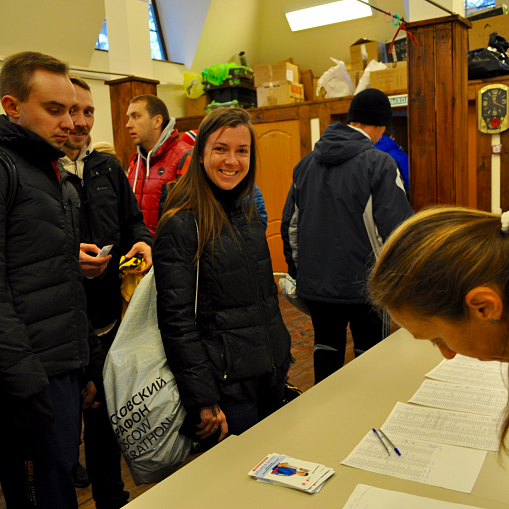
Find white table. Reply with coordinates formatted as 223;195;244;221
126;329;509;508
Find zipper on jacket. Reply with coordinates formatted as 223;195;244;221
233;222;276;374
80;175;94;242
220;338;228;380
60;173;84;366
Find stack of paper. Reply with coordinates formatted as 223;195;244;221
248;453;334;494
341;354;508;493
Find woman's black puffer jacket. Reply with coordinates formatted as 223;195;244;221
153;206;291;412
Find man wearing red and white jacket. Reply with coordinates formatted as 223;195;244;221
126;94;191;235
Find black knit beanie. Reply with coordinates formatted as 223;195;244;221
347;88;392;127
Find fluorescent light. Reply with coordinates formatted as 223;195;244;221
286;0;373;31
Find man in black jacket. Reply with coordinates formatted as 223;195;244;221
282;89;413;385
0;52;104;508
61;76;152;509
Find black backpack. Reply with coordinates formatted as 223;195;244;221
0;150;18;213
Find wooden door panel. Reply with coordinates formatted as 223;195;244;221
254;120;302;274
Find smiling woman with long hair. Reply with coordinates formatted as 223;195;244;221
153;108;291;443
368;206;509;453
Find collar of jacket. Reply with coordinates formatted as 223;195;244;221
139;117;176;158
136;118;177;166
0;114;65;163
60;139;94;179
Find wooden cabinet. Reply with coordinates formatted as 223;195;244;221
406;15;471;212
253;120;301;273
105;76;160;169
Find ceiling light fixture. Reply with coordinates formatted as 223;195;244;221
286;0;373;31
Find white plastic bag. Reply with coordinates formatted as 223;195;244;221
316;57;354;98
354;60;387;95
274;273;311;316
103;268;192;485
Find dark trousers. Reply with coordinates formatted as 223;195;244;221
0;371;81;509
221;380;285;436
83;322;129;509
306;300;384;384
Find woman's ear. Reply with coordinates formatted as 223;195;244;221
465;286;504;321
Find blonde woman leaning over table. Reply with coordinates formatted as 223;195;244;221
368;206;509;453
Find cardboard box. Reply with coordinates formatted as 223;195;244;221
469;13;509;50
347;70;361;89
350;39;386;70
256;81;304;107
370;61;408;94
300;69;314;101
254;61;300;87
186;94;210;116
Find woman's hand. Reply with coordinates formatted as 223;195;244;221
197;404;228;442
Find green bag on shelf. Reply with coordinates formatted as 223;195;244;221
202;63;253;86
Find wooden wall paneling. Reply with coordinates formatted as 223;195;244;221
435;22;455;204
476;130;493;211
298;105;312;158
407;24;438;211
451;20;470;206
407;15;471;211
175;115;203;132
105;76;159;169
467;100;479;207
253;120;302;273
250;105;300;124
108;81;132;170
500;129;509;212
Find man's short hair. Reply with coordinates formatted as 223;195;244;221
0;51;69;102
130;94;169;130
68;74;91;93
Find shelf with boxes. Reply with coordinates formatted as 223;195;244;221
203;66;257;109
254;60;305;107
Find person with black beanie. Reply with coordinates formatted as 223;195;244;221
282;88;414;384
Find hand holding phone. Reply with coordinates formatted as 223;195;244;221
97;245;113;257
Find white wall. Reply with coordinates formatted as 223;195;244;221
1;0;469;145
256;0;408;77
0;0;188;146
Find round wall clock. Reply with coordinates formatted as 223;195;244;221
478;83;509;134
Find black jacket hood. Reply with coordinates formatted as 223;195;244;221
313;121;373;165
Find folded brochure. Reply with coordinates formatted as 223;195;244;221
248;453;334;494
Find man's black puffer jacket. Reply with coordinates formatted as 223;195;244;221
66;150;152;329
153;205;291;412
0;116;92;399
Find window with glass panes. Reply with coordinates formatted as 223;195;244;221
95;2;167;60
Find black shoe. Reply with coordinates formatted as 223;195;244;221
74;462;90;488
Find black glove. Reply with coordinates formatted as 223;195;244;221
8;390;55;431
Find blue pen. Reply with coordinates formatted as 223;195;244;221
372;428;390;455
379;429;402;456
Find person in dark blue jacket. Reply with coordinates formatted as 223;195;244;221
282;89;413;384
375;124;409;196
